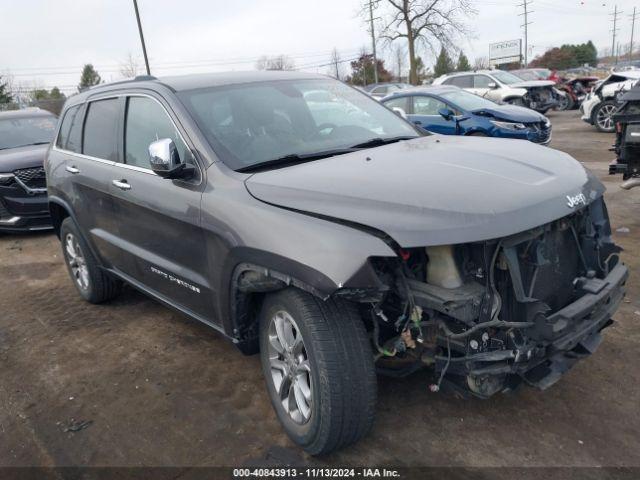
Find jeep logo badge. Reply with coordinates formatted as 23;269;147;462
567;193;587;208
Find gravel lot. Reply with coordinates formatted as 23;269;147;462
1;111;639;471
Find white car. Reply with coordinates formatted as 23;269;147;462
581;70;640;133
433;70;561;114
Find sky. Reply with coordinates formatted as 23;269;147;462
1;0;638;95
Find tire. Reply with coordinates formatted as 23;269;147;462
557;94;574;111
535;108;550;115
259;288;376;455
468;131;488;137
60;217;121;303
593;100;618;133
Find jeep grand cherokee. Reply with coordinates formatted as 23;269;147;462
45;71;627;455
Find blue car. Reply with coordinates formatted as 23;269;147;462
382;85;552;145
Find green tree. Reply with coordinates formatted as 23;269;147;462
456;51;471;71
433;47;454;77
529;41;598;69
0;76;12;104
29;87;66;102
348;53;393;85
78;64;101;91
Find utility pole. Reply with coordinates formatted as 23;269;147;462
368;0;379;85
630;7;638;62
518;0;533;67
132;0;151;75
610;5;622;65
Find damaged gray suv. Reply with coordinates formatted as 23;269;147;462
45;71;627;454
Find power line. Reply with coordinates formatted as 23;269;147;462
630;7;638;62
517;0;533;66
611;5;622;64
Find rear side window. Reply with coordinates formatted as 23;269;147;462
445;75;473;88
66;105;85;153
83;98;120;161
56;105;80;150
124;96;190;169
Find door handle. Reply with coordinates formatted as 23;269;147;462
112;179;131;191
66;166;80;174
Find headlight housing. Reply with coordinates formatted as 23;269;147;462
491;120;528;131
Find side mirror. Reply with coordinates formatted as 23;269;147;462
148;138;194;179
438;108;454;121
392;107;408;119
487;82;497;89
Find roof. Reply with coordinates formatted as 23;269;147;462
385;85;460;97
74;71;327;101
0;108;56;119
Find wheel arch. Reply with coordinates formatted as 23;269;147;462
222;248;388;356
48;196;73;238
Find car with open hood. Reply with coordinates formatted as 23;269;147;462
381;85;551;144
433;69;561;114
0;108;57;232
45;71;627;455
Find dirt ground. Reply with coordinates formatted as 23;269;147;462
1;111;639;471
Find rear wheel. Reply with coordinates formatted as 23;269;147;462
593;100;618;133
259;288;376;455
60;218;121;303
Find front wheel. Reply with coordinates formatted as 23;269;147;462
259;288;376;455
593;100;618;133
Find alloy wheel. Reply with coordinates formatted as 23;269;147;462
596;104;617;131
65;233;90;291
267;310;313;425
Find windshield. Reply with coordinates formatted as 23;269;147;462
439;90;498;111
0;115;57;150
178;78;420;171
491;71;525;85
512;70;539;81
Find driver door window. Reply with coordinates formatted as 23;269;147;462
412;96;447;116
124;96;190;169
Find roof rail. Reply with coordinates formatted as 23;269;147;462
134;75;157;81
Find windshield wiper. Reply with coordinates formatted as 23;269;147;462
236;148;357;173
0;141;50;151
349;136;417;149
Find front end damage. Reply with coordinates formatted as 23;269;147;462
342;197;627;397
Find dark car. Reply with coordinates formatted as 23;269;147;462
0;108;57;232
610;85;640;189
382;85;552;144
45;72;627;454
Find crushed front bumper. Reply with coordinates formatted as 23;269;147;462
438;263;628;394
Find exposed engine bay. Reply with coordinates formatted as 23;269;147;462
359;198;627;398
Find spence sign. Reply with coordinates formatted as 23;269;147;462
489;39;522;66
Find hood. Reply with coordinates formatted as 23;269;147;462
0;144;48;173
510;80;556;89
245;136;603;248
471;104;546;123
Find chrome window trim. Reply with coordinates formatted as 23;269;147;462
54;92;201;180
